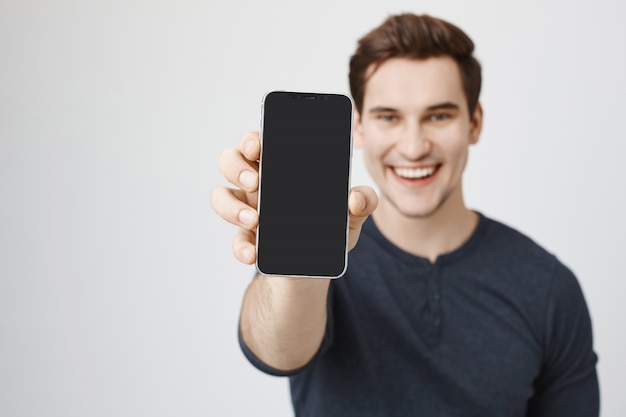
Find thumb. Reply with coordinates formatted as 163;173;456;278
347;186;378;251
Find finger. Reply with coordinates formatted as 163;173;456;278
218;148;259;193
347;186;379;251
211;186;259;230
233;228;256;265
239;131;261;162
349;186;378;221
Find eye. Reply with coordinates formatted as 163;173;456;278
428;112;451;122
378;114;398;122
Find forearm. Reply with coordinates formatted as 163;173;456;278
240;274;331;372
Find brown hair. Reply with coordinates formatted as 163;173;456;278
349;13;481;116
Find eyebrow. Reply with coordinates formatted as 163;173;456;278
368;106;397;114
426;102;460;111
368;102;460;114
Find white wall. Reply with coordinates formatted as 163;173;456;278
1;1;624;415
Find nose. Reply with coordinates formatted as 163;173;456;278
396;120;432;160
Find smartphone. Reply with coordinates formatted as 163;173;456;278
256;91;353;278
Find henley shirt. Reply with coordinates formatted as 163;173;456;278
240;213;599;417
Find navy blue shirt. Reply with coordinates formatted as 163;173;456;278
241;213;599;416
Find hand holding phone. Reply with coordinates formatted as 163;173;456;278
210;97;378;276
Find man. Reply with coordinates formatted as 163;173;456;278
211;13;599;417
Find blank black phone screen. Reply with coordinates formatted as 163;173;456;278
256;91;353;277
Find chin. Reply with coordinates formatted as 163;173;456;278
388;198;443;219
399;207;441;219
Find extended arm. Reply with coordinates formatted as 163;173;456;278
240;275;330;371
211;132;377;371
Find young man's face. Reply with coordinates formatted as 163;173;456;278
354;56;482;219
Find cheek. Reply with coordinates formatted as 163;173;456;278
446;140;470;176
361;143;383;170
438;124;470;159
360;134;392;177
359;123;392;156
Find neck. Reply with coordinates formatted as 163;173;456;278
372;185;478;263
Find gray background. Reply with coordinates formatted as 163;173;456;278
1;0;624;415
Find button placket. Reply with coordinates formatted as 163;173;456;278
428;265;442;328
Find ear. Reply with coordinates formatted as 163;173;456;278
353;107;364;148
469;102;483;145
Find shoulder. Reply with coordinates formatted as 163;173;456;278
480;214;553;259
476;214;567;278
462;214;584;312
463;215;591;353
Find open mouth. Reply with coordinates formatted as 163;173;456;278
393;165;440;180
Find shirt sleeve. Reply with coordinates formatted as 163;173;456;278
526;261;599;417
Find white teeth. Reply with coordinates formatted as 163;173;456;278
394;166;436;179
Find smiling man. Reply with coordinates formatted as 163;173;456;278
211;13;599;417
355;56;482;262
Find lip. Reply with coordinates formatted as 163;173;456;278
389;164;441;188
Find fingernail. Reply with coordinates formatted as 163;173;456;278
354;192;366;210
241;248;253;262
244;139;256;156
239;170;256;189
239;209;256;227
